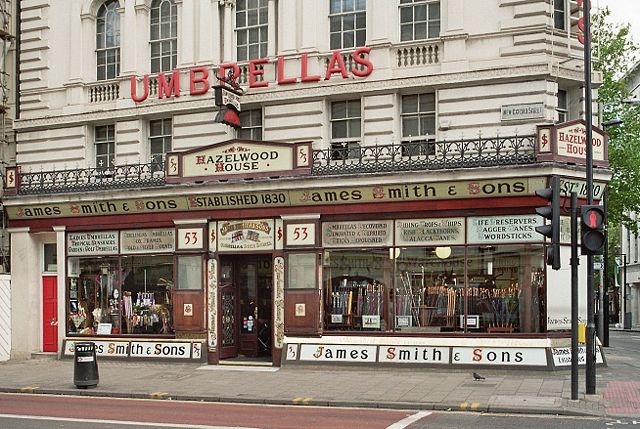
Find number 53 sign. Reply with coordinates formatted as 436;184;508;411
286;223;316;247
177;227;205;250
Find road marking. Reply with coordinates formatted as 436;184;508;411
0;414;258;429
149;392;169;399
292;397;312;405
386;411;432;429
19;386;39;392
471;402;480;410
460;402;468;410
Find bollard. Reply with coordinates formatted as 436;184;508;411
73;342;99;388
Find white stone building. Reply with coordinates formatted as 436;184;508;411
3;0;611;368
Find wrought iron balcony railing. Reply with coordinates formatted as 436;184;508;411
11;136;537;195
16;162;166;195
312;135;537;175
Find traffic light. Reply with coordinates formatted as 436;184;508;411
580;205;605;255
535;175;561;270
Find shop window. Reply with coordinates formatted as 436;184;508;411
95;124;115;169
236;0;268;61
238;109;263;140
43;243;57;272
400;0;440;41
177;255;203;290
466;245;544;333
329;0;366;49
287;253;316;289
150;0;177;73
401;93;436;157
330;99;361;160
393;246;464;332
96;0;121;81
149;118;172;168
553;0;566;30
322;249;390;331
67;256;174;336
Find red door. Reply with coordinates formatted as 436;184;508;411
42;275;58;353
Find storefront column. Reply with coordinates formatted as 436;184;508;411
8;228;39;359
53;226;67;353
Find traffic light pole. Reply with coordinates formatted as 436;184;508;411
571;192;579;400
603;189;609;347
583;0;597;395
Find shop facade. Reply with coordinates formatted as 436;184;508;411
5;0;610;368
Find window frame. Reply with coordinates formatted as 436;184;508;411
150;0;178;73
401;93;436;156
329;0;367;50
556;89;568;123
149;118;173;166
94;124;116;169
399;0;441;42
237;109;263;140
235;0;269;62
553;0;566;30
330;99;362;160
96;0;121;81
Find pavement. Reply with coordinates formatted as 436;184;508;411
0;329;639;419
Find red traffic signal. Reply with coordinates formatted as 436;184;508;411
580;205;605;255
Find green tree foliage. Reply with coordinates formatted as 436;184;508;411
592;8;640;232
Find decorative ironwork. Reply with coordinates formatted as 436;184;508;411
311;135;537;176
11;136;538;195
17;162;166;195
221;292;235;347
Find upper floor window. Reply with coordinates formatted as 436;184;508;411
401;93;436;156
400;0;440;41
330;99;361;160
553;0;566;30
95;125;115;169
150;0;178;73
556;89;568;123
236;0;268;61
96;0;121;81
329;0;366;50
149;118;172;166
238;110;263;140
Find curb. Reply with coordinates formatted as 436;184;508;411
0;386;606;417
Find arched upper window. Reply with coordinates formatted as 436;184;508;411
150;0;177;73
96;0;121;81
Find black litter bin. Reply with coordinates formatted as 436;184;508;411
73;342;99;388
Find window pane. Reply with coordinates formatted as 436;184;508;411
428;21;440;38
403;95;418;113
348;119;361;137
401;24;412;41
248;9;258;26
287;254;316;289
177;256;202;290
330;16;341;32
420;93;435;111
415;4;427;21
248;44;259;59
330;0;342;14
356;29;366;46
415;22;426;40
429;3;440;19
356;12;366;29
332;102;346;118
332;120;347;138
355;0;366;10
344;32;354;48
347;100;360;117
237;46;247;61
400;7;413;23
420;115;436;135
402;116;419;137
236;11;246;28
249;28;259;43
344;14;354;31
330;33;341;49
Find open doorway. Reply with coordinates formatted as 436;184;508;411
218;254;272;361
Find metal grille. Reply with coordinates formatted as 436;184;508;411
221;292;235;347
17;162;165;195
312;135;536;176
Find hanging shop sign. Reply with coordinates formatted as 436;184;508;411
322;220;393;248
537;120;608;167
5;177;548;220
67;231;119;256
129;47;373;103
120;229;175;254
395;218;465;246
216;219;275;252
166;140;312;181
500;102;544;121
467;215;543;244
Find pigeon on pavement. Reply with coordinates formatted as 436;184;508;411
473;372;486;381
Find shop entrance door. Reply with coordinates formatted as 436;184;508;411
218;255;273;360
42;275;58;353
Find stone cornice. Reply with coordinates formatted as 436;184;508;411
14;62;581;131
